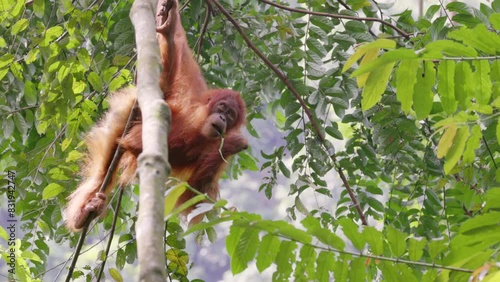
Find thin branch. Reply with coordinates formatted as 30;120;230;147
439;0;456;27
96;186;126;281
208;0;320;139
442;56;500;61
270;232;473;274
482;136;498;169
259;0;410;39
337;0;350;10
196;1;212;60
208;0;367;225
1;105;39;116
64;223;90;282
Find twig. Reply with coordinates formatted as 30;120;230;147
482;136;498;169
64;223;90;282
208;0;368;225
337;0;350;10
196;1;212;60
439;0;455;27
259;0;410;39
96;186;126;281
258;228;474;273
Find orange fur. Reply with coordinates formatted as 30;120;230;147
65;88;136;231
64;0;247;231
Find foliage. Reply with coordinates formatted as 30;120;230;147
1;0;500;281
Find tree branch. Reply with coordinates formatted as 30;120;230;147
259;0;410;39
208;0;367;225
130;0;171;281
196;1;212;60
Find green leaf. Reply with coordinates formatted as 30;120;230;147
172;194;205;217
448;24;500;55
484;187;500;210
459;211;500;234
13;112;27;137
108;268;123;282
316;251;334;282
11;18;28;35
343;39;396;72
278;161;290;178
423;40;478;57
294;196;310;215
33;0;45;18
109;75;127;91
24;81;37;106
455;62;473;109
472;60;492;105
361;62;395;111
463;124;481;164
88;72;103;92
227;226;245;261
0;226;8;241
306;37;327;57
438;60;457;114
183;214;239;236
386;226;407;257
249;219;312;244
295;245;316;280
447;1;472;15
347;0;370;10
363;226;383;255
349;257;366;282
72;80;86;94
301;216;344;250
333;256;349;281
484;271;500;281
40;26;64;47
396;60;419;113
428;239;447;260
230;228;260;274
408;238;427;261
338;217;365;250
356;48;379;88
164;182;187;216
77;48;91;70
256;234;280;272
490;13;500;30
413;62;436;119
444;126;469;174
425;5;441;19
352;49;416;77
0;53;14;69
115;248;127;269
325;124;343;140
273;241;297;281
379;261;399;282
57;64;71;83
437;124;457;158
20;250;41;262
42;183;65;199
166;249;188;275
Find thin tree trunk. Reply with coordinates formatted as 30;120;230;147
130;0;171;281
